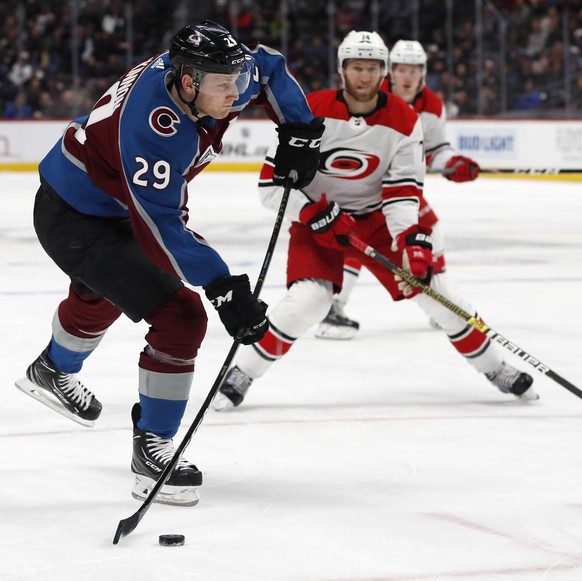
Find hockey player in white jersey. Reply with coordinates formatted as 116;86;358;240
211;31;537;412
316;39;481;340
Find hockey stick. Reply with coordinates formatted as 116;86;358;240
347;233;582;399
113;177;294;544
429;167;582;175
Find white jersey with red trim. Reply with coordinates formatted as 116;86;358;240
259;88;425;243
411;86;455;170
380;79;455;170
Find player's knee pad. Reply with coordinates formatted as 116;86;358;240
269;278;333;338
413;273;475;334
144;287;208;363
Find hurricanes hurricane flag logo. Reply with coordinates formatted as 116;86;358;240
319;147;380;180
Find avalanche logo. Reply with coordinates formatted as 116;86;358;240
188;33;202;46
149;107;180;136
319;148;380;180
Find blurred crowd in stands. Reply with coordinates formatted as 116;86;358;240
1;0;581;120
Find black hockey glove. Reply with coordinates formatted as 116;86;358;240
204;274;269;345
273;116;325;189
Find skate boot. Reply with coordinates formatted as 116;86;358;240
314;301;360;340
131;404;202;507
211;365;254;411
485;361;539;401
14;346;102;427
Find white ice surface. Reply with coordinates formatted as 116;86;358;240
1;172;581;581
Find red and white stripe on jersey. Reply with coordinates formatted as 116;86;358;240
259;159;275;183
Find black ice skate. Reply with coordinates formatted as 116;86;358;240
211;365;253;411
130;404;202;507
486;361;539;401
314;301;360;340
14;346;102;427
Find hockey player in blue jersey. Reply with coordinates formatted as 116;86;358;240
14;21;324;506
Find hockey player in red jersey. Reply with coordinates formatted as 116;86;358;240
316;39;481;340
212;31;537;412
14;21;323;506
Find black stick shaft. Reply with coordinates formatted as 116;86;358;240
347;233;582;399
113;180;293;544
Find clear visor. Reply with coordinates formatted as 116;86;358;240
197;60;252;98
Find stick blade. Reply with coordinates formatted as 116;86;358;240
113;510;143;544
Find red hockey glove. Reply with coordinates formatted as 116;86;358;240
299;194;355;251
444;155;480;182
395;225;433;298
273;117;325;188
204;274;269;345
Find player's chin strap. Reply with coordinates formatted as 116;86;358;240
172;68;201;117
346;232;582;399
176;83;200;117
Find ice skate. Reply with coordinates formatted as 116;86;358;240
131;404;202;507
486;362;539;401
14;346;102;427
314;301;360;340
211;365;253;411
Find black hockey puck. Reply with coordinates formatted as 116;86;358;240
159;534;185;547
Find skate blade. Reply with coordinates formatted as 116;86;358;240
211;392;235;412
131;475;199;507
14;377;96;428
314;323;358;340
515;386;540;402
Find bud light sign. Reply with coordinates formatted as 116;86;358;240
455;129;517;160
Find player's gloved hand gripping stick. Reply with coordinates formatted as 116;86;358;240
299;194;355;250
347;233;582;399
443;155;480;182
394;225;433;297
204;274;268;345
113;178;295;544
273;117;325;188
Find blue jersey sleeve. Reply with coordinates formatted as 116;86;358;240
243;44;314;125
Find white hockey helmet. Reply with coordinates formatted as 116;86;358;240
337;30;389;72
389;39;427;69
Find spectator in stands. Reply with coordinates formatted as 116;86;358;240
526;16;549;56
513;77;547;110
1;0;581;120
9;51;33;88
